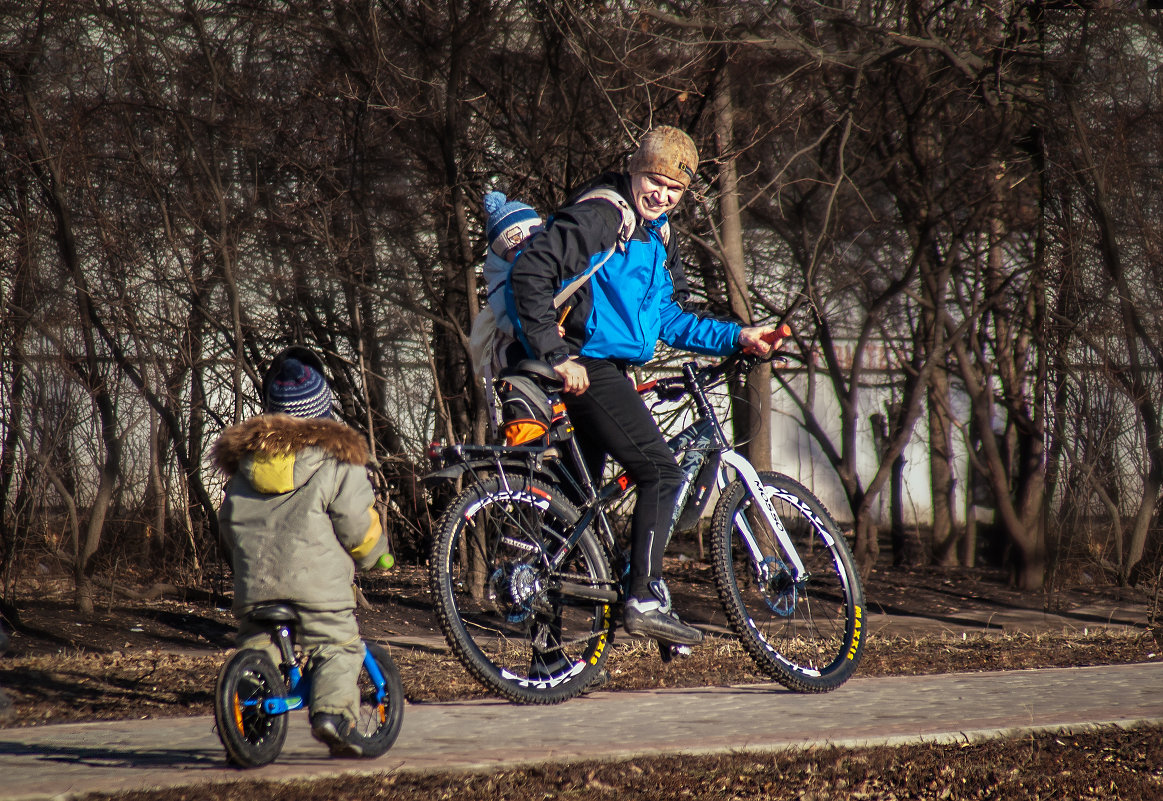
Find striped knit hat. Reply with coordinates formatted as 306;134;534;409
484;191;542;257
264;358;332;419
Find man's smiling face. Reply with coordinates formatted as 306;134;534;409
631;172;686;221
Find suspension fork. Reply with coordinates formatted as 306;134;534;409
718;449;808;580
678;360;808;580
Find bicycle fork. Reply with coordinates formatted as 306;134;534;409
718;450;809;581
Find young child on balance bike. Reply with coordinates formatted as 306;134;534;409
212;347;391;757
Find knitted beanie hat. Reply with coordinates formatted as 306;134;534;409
627;125;699;187
264;358;332;419
484;191;543;257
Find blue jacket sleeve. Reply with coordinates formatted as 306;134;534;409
657;267;741;355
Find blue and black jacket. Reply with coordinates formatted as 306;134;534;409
508;172;741;366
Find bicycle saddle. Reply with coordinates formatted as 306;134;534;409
246;603;300;624
505;359;565;392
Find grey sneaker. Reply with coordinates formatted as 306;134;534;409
310;712;363;758
622;578;704;645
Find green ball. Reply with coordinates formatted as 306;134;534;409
376;553;395;570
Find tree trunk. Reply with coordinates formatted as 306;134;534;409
713;57;772;472
143;406;165;564
949;334;1046;590
851;511;880;578
23;74;123;612
928;368;959;565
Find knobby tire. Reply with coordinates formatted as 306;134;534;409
710;471;865;692
429;475;615;704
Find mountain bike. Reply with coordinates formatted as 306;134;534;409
213;603;405;767
425;349;865;705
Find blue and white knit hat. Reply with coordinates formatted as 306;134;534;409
264;358;332;418
484;191;542;257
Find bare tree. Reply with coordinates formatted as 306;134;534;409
1040;8;1163;587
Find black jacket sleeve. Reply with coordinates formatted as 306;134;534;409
509;198;622;363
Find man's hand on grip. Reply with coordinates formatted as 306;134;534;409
740;323;791;357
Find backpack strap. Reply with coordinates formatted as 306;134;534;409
573;185;671;247
552;242;615;310
546;186;637;310
574;187;636;245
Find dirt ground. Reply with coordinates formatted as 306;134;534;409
1;550;1160;800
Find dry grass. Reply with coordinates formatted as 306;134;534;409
99;724;1163;801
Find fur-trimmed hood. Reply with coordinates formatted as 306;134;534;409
211;414;369;477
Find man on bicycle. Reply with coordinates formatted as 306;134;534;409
509;125;777;645
212;347;389;757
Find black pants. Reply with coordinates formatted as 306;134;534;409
564;358;683;597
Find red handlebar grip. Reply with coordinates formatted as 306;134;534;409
761;323;793;344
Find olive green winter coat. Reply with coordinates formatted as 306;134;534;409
212;414;387;613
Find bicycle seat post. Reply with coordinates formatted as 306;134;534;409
272;623;296;674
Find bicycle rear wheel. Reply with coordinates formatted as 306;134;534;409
710;471;865;692
213;649;288;767
348;643;404;758
429;475;615;704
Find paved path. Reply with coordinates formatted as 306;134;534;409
0;662;1159;801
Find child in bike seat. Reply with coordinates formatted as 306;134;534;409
211;347;388;758
471;190;546;378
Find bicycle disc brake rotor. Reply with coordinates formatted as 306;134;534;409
488;562;542;623
757;556;798;616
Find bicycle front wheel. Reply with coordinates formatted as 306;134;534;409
349;643;405;758
213;649;288;767
429;475;615;704
710;471;865;692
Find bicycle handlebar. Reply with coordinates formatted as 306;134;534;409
505;325;798;402
637;342;804;402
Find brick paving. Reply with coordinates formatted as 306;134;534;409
0;662;1159;801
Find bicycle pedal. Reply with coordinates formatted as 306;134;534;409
657;640;692;663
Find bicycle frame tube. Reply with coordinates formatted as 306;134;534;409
261;670;305;716
262;641;384;716
717;449;809;579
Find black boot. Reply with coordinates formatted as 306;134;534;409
310;712;363;758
